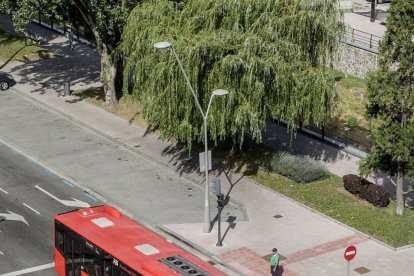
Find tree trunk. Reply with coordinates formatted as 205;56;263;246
396;111;408;215
100;46;120;106
72;2;119;105
396;160;404;215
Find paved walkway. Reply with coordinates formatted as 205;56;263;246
1;12;413;276
345;0;389;37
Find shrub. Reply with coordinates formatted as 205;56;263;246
268;152;329;183
342;174;362;194
347;116;358;128
343;174;390;207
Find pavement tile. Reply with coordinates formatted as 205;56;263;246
283;234;368;266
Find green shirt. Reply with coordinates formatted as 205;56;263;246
270;253;280;266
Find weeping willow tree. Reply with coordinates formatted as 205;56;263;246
121;0;344;148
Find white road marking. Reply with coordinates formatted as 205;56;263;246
0;262;54;276
0;188;8;194
0;251;4;255
22;203;40;215
0;211;29;226
35;185;90;208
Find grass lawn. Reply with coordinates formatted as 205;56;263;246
332;69;367;127
0;30;56;62
315;69;374;151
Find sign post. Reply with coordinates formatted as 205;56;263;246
344;245;357;276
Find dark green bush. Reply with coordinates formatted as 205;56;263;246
343;174;390;207
268;152;329;183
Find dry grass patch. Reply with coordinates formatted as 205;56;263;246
71;86;149;129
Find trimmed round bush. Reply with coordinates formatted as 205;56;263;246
268;152;329;183
343;174;390;207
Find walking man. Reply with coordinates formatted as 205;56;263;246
270;248;280;276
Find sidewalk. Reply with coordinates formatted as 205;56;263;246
344;0;388;37
1;14;413;276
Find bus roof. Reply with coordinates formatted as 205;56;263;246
55;205;226;276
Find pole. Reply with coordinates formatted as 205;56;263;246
203;116;210;233
347;260;350;276
170;47;211;233
216;196;223;246
370;0;376;22
347;241;351;276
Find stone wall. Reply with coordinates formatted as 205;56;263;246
333;43;378;79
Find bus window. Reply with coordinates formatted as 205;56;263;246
64;230;84;276
112;266;122;276
73;241;82;275
83;245;102;276
64;235;74;276
103;256;112;276
55;228;64;254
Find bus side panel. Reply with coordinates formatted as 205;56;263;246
54;248;65;276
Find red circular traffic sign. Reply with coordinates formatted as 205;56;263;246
344;245;357;261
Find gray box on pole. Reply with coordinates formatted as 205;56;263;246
63;82;71;96
199;150;212;172
213;178;221;195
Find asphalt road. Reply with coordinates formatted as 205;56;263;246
0;142;101;276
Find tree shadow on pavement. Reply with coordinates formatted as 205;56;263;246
1;14;100;92
262;121;354;164
160;142;201;176
9;41;100;96
68;86;105;103
159;137;274;180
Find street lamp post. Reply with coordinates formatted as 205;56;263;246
154;41;229;233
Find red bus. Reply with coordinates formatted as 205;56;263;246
54;205;227;276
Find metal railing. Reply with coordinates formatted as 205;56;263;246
342;27;382;53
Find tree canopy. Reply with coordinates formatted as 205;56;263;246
361;0;414;215
121;0;344;148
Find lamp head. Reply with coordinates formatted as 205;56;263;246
154;41;172;49
212;89;229;96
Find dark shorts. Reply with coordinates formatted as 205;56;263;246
270;265;277;276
